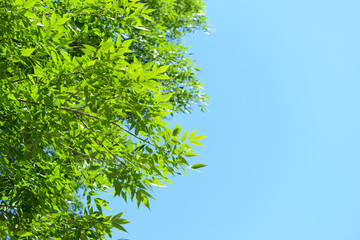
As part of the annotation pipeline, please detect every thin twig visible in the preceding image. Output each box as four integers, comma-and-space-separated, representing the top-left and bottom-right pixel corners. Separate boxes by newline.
38, 213, 56, 220
110, 120, 154, 146
10, 78, 27, 84
0, 204, 19, 209
64, 89, 83, 103
0, 209, 21, 218
0, 209, 33, 239
0, 180, 10, 185
0, 39, 22, 45
23, 138, 32, 160
67, 146, 109, 165
76, 95, 120, 110
16, 98, 153, 146
0, 114, 10, 121
10, 127, 35, 136
0, 72, 12, 80
77, 116, 125, 165
7, 154, 12, 166
37, 4, 66, 16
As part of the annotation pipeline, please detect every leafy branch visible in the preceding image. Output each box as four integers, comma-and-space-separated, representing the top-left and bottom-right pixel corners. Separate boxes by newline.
16, 98, 153, 146
77, 115, 126, 166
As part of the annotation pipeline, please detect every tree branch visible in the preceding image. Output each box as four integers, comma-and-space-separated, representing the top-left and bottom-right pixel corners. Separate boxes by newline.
64, 89, 83, 103
0, 180, 10, 185
11, 127, 35, 136
77, 116, 125, 166
67, 146, 111, 165
16, 98, 153, 146
23, 138, 32, 160
0, 39, 22, 45
0, 204, 19, 209
109, 120, 154, 147
76, 95, 120, 110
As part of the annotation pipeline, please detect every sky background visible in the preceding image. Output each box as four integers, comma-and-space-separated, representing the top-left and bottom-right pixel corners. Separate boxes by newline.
108, 0, 360, 239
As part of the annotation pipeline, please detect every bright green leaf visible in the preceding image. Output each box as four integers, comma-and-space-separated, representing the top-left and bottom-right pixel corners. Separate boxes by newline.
188, 129, 197, 140
21, 48, 36, 56
189, 164, 207, 170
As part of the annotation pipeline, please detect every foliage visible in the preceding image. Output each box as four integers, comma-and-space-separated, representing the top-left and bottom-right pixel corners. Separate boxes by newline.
0, 0, 209, 238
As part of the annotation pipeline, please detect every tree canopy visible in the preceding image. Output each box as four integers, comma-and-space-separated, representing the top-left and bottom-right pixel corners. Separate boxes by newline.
0, 0, 209, 238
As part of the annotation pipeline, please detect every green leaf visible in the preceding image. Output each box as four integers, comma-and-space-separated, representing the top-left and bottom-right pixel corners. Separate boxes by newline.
192, 135, 207, 141
158, 65, 169, 73
8, 94, 18, 101
113, 222, 128, 232
142, 14, 153, 22
116, 36, 122, 48
23, 0, 37, 8
114, 218, 130, 225
24, 11, 36, 18
57, 18, 70, 25
121, 39, 133, 49
112, 211, 125, 221
189, 140, 205, 147
162, 92, 173, 102
17, 231, 32, 237
50, 51, 58, 64
181, 130, 188, 142
172, 124, 181, 136
184, 152, 199, 157
155, 90, 162, 102
21, 48, 36, 56
15, 0, 23, 6
83, 44, 97, 52
189, 164, 207, 170
188, 129, 197, 140
51, 12, 56, 25
132, 25, 150, 31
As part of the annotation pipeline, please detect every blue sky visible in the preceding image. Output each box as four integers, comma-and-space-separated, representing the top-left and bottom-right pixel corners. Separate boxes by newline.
108, 0, 360, 239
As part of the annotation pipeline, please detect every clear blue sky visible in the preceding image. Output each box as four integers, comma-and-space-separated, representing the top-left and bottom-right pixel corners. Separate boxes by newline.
108, 0, 360, 239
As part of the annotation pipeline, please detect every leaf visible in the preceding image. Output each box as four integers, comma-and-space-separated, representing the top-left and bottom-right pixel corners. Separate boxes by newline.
17, 231, 32, 237
21, 48, 36, 56
189, 140, 205, 147
189, 164, 207, 170
142, 14, 153, 22
192, 135, 207, 141
181, 130, 188, 142
158, 65, 169, 73
116, 36, 122, 48
113, 222, 128, 232
132, 25, 150, 31
114, 218, 130, 225
121, 39, 133, 49
83, 44, 97, 52
24, 11, 36, 18
188, 129, 197, 140
172, 124, 181, 136
162, 92, 173, 102
57, 18, 70, 25
155, 74, 170, 80
50, 51, 58, 64
15, 0, 23, 6
155, 90, 162, 102
184, 152, 199, 157
23, 0, 37, 8
112, 211, 125, 221
50, 12, 56, 25
8, 94, 18, 101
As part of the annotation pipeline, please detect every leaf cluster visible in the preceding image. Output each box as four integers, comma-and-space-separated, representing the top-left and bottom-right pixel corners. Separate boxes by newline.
0, 0, 208, 238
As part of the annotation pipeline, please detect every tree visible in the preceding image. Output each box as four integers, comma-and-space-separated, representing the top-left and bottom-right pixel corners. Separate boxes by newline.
0, 0, 209, 238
